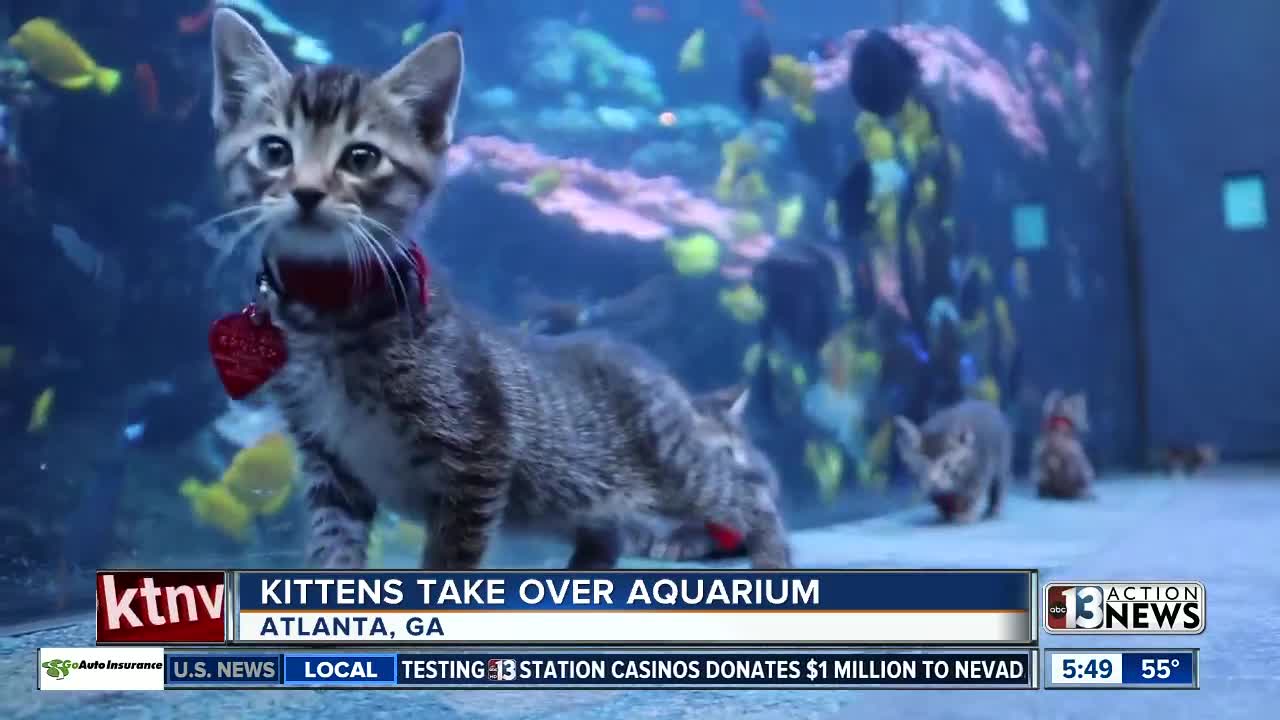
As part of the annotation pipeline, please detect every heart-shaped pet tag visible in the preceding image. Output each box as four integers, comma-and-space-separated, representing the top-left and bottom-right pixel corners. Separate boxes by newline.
209, 305, 288, 400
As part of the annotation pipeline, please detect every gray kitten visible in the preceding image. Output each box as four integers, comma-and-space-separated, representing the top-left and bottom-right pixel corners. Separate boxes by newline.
1032, 391, 1095, 499
208, 10, 790, 570
894, 400, 1012, 523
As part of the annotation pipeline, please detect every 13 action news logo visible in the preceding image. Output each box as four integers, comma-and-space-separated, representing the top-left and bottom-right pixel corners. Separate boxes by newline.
487, 659, 517, 681
1044, 582, 1204, 634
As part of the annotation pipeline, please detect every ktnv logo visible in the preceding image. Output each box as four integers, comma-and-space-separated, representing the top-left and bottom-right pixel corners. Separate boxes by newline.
96, 571, 227, 644
1044, 582, 1205, 634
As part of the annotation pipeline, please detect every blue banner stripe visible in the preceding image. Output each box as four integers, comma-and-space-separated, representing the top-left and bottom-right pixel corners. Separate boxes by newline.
162, 650, 1034, 689
1121, 651, 1196, 685
165, 654, 283, 685
234, 571, 1031, 612
283, 654, 398, 684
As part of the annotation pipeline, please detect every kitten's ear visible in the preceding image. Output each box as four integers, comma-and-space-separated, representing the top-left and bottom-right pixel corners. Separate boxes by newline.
694, 384, 748, 421
1068, 393, 1089, 429
378, 31, 464, 148
211, 9, 289, 130
1042, 390, 1062, 416
894, 417, 920, 453
727, 388, 751, 422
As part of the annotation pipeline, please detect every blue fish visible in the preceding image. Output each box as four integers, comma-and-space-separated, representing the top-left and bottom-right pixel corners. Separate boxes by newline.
898, 331, 930, 364
959, 353, 979, 388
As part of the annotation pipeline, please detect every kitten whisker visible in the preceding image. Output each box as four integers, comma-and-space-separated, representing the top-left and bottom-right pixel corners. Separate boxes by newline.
194, 204, 267, 246
212, 214, 271, 271
348, 222, 411, 322
341, 230, 361, 300
357, 216, 415, 265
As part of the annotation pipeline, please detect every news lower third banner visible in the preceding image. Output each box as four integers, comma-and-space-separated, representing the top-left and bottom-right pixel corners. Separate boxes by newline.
230, 570, 1036, 645
160, 648, 1038, 690
93, 569, 1035, 645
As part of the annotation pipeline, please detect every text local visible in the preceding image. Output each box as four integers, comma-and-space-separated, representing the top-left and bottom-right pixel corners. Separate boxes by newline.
257, 576, 821, 607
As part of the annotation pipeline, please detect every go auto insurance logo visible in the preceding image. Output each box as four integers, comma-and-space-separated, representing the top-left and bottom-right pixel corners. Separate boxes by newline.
37, 648, 166, 691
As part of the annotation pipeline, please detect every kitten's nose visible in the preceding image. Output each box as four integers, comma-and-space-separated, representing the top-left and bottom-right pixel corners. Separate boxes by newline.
292, 188, 326, 213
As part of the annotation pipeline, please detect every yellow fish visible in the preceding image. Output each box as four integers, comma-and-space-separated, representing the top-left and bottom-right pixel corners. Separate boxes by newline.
719, 284, 766, 324
220, 433, 297, 516
27, 387, 54, 433
915, 177, 938, 208
664, 232, 720, 277
180, 479, 254, 543
804, 440, 844, 505
8, 18, 121, 94
775, 195, 804, 239
678, 29, 705, 72
766, 55, 816, 121
0, 345, 14, 371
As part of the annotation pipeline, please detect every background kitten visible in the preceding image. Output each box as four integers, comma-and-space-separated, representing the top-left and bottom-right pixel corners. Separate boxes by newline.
895, 399, 1012, 523
1032, 390, 1096, 499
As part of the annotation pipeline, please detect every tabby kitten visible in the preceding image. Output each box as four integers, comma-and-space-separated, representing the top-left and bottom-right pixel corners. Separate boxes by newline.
209, 10, 791, 570
622, 387, 782, 562
895, 400, 1012, 523
1032, 390, 1095, 499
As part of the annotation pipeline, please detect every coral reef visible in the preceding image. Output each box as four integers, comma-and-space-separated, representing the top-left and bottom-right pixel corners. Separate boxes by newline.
448, 135, 775, 280
522, 20, 663, 108
812, 25, 1048, 156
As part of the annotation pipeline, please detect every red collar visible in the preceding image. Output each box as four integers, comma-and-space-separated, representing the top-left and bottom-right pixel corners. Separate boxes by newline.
267, 244, 430, 313
210, 245, 431, 400
1044, 415, 1075, 433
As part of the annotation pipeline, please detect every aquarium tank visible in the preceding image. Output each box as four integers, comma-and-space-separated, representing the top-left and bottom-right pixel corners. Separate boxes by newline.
1, 0, 1274, 717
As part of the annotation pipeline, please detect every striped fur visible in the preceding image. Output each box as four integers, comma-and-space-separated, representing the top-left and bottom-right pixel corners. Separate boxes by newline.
210, 9, 790, 570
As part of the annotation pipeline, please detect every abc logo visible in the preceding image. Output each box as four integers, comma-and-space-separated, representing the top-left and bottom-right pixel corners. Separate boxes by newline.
1045, 585, 1104, 630
486, 658, 516, 681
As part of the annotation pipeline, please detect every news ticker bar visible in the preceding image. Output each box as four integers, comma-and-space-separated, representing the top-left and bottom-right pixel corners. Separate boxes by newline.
97, 569, 1038, 646
167, 648, 1039, 690
1045, 649, 1198, 690
37, 647, 1201, 691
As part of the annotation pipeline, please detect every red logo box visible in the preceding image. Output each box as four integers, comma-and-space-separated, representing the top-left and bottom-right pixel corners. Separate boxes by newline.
1045, 585, 1069, 629
96, 570, 226, 644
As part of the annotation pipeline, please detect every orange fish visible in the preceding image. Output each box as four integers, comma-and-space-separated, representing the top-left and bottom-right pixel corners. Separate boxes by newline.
178, 2, 214, 34
174, 92, 201, 121
742, 0, 771, 20
632, 2, 667, 23
134, 63, 159, 115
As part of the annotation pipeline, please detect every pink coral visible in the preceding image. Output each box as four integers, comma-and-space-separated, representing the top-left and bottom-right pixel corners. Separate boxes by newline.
448, 135, 774, 279
812, 25, 1048, 156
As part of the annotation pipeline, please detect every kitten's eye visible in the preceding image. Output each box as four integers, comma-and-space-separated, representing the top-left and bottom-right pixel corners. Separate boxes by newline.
258, 136, 292, 169
340, 143, 382, 176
